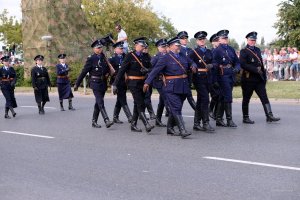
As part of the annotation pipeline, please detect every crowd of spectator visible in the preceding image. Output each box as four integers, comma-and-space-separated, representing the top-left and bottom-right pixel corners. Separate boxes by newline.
262, 47, 300, 81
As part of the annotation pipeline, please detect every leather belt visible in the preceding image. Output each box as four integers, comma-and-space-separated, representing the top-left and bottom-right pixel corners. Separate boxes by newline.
127, 76, 146, 80
220, 64, 232, 68
91, 76, 104, 79
57, 75, 68, 79
1, 78, 13, 81
164, 74, 188, 80
197, 68, 208, 72
37, 77, 46, 79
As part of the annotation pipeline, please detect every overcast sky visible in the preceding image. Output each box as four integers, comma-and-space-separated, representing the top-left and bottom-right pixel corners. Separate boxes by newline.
1, 0, 282, 46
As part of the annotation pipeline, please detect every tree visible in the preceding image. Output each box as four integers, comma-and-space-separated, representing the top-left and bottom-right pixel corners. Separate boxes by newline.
240, 41, 246, 50
229, 38, 239, 51
274, 0, 300, 48
81, 0, 177, 46
0, 9, 22, 46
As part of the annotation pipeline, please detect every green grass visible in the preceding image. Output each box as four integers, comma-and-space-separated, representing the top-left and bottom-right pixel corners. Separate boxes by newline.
233, 81, 300, 99
13, 81, 300, 99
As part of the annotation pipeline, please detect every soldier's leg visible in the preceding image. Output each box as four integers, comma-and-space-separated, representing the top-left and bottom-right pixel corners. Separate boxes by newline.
93, 89, 113, 128
92, 103, 101, 128
130, 103, 142, 132
186, 91, 196, 110
222, 77, 237, 127
241, 82, 255, 124
59, 99, 65, 111
193, 89, 204, 131
155, 89, 166, 127
145, 87, 156, 120
113, 97, 123, 124
201, 84, 214, 132
4, 107, 10, 119
68, 97, 75, 111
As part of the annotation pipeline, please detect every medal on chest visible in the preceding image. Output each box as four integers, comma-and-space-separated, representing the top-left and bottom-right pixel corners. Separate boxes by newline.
199, 60, 202, 63
222, 57, 226, 61
251, 58, 255, 62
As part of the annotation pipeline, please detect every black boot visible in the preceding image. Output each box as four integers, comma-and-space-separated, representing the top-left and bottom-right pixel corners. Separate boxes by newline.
187, 95, 196, 110
113, 106, 123, 124
167, 115, 177, 135
122, 105, 133, 123
131, 107, 142, 132
100, 107, 114, 128
155, 103, 166, 127
9, 106, 16, 117
4, 107, 11, 119
242, 104, 254, 124
41, 102, 46, 114
216, 102, 226, 127
224, 103, 237, 127
68, 99, 75, 110
165, 108, 169, 117
174, 115, 192, 138
60, 100, 65, 111
92, 106, 101, 128
193, 110, 205, 131
202, 110, 215, 132
209, 99, 217, 120
146, 103, 156, 120
139, 112, 155, 133
263, 104, 280, 122
37, 103, 43, 115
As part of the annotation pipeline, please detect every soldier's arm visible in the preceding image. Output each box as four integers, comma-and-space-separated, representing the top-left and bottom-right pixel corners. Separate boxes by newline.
31, 68, 37, 88
239, 50, 260, 74
231, 47, 241, 71
75, 57, 93, 87
145, 55, 167, 85
113, 54, 130, 86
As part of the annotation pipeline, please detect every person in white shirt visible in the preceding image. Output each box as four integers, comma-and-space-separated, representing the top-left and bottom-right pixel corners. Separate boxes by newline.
289, 48, 298, 80
115, 24, 128, 53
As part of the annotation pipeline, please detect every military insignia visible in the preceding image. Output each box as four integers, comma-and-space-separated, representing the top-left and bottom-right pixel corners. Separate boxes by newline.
251, 58, 254, 62
222, 57, 226, 61
119, 64, 121, 68
199, 60, 202, 63
96, 68, 98, 71
37, 73, 40, 76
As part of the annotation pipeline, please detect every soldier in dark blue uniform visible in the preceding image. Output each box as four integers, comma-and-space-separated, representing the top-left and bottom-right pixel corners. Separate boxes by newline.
74, 39, 114, 128
208, 33, 221, 120
109, 41, 132, 124
151, 38, 169, 127
144, 37, 197, 138
240, 31, 280, 123
31, 55, 51, 115
112, 37, 154, 133
56, 54, 75, 111
213, 30, 240, 127
177, 31, 197, 111
0, 56, 17, 118
189, 31, 214, 132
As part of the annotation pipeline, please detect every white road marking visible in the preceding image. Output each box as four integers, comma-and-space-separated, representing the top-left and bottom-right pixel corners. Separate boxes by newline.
203, 156, 300, 171
1, 131, 54, 139
20, 106, 56, 109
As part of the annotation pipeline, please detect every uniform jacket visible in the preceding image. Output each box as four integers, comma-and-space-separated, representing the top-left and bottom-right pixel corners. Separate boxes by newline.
239, 45, 266, 82
113, 50, 152, 89
109, 53, 126, 86
151, 52, 165, 89
145, 51, 195, 94
56, 63, 70, 84
31, 66, 51, 89
0, 66, 16, 90
75, 53, 110, 91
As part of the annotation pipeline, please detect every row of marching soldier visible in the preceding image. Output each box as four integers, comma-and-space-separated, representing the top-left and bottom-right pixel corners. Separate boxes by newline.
0, 29, 280, 139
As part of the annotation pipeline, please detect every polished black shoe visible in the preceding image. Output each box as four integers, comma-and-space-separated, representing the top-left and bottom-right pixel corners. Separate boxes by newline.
227, 120, 237, 127
266, 115, 280, 122
193, 124, 205, 131
4, 114, 11, 119
60, 107, 65, 111
216, 119, 226, 127
105, 120, 114, 128
113, 117, 123, 124
243, 117, 255, 124
203, 123, 215, 132
131, 124, 142, 132
181, 131, 192, 139
92, 120, 101, 128
155, 119, 166, 127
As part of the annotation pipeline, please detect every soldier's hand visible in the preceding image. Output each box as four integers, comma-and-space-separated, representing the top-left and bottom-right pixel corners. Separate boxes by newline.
74, 85, 78, 91
191, 66, 197, 73
257, 67, 263, 75
143, 84, 149, 93
206, 64, 213, 70
112, 85, 118, 95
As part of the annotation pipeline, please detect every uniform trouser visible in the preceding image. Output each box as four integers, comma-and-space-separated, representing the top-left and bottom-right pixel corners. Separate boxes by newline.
195, 82, 210, 119
114, 86, 128, 109
218, 74, 234, 103
144, 86, 153, 106
241, 80, 270, 116
1, 88, 17, 108
164, 92, 187, 116
129, 86, 146, 115
92, 89, 107, 121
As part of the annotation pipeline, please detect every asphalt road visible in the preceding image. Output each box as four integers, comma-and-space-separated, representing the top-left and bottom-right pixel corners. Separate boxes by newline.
0, 93, 299, 200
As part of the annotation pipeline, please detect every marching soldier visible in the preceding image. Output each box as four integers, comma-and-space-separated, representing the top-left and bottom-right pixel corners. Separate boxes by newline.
0, 56, 17, 118
177, 31, 197, 111
213, 30, 240, 127
113, 37, 154, 133
209, 33, 221, 120
109, 41, 132, 124
31, 55, 51, 114
189, 31, 214, 132
239, 31, 280, 123
144, 37, 197, 139
56, 54, 75, 111
112, 37, 154, 133
74, 39, 114, 128
151, 38, 169, 127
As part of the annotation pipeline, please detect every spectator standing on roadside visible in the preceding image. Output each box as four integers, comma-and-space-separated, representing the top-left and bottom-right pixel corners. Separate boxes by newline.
115, 24, 129, 53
